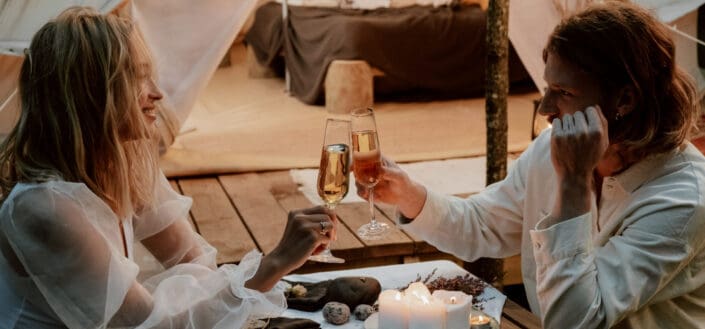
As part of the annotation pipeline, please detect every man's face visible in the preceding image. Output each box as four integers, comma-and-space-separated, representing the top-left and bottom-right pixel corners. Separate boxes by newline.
538, 52, 606, 124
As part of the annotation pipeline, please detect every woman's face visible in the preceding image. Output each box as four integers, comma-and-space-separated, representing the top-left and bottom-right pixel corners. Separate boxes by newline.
537, 52, 606, 123
137, 62, 163, 125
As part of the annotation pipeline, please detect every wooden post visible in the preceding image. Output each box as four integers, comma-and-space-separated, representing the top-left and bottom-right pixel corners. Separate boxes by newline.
324, 60, 374, 114
465, 0, 510, 289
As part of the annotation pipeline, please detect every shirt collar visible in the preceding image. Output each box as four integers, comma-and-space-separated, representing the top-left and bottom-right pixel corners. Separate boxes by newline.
609, 147, 680, 194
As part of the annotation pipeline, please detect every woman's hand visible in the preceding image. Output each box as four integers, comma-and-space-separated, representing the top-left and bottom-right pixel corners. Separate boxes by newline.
355, 156, 427, 219
246, 206, 334, 291
273, 206, 335, 270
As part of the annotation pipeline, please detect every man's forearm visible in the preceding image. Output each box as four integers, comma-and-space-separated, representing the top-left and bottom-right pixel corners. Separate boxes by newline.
547, 176, 592, 227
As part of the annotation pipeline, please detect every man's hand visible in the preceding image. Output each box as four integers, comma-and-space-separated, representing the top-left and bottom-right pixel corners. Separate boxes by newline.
550, 106, 609, 180
548, 106, 608, 225
355, 156, 427, 219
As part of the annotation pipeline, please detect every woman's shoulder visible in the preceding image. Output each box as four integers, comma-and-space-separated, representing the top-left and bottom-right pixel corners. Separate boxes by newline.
1, 180, 94, 218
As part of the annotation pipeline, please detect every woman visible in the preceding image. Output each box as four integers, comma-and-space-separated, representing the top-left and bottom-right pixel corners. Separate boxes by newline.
366, 2, 705, 328
0, 7, 334, 328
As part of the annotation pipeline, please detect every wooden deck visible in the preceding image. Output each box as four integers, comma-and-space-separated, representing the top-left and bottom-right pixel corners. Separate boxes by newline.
170, 170, 457, 273
169, 170, 540, 328
169, 170, 523, 277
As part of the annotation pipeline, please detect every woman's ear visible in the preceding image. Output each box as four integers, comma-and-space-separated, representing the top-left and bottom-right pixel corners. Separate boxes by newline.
616, 85, 636, 117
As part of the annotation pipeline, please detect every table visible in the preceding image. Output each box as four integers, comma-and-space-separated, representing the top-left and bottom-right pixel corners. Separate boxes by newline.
281, 260, 541, 329
168, 171, 523, 285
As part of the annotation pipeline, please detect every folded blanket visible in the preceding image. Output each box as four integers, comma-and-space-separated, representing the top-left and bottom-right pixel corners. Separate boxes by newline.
264, 317, 321, 329
274, 0, 482, 9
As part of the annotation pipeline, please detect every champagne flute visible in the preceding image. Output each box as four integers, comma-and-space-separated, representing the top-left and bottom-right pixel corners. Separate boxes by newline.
351, 107, 390, 240
309, 118, 350, 263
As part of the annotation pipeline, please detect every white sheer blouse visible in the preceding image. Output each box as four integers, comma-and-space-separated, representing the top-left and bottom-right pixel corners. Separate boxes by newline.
0, 172, 285, 329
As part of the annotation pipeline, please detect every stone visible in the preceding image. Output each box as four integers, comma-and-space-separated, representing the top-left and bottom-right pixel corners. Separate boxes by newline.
326, 276, 382, 310
353, 304, 375, 321
322, 302, 350, 325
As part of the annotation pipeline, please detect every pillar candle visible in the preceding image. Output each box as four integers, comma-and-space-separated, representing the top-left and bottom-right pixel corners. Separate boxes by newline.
432, 290, 472, 329
405, 282, 432, 300
379, 290, 408, 329
405, 283, 444, 329
407, 294, 446, 329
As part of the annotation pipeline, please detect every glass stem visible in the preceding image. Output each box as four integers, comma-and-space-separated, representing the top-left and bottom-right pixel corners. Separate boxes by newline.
368, 186, 377, 228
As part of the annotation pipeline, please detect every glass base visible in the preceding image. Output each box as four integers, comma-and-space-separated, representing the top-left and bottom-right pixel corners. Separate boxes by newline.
357, 222, 390, 241
308, 249, 345, 263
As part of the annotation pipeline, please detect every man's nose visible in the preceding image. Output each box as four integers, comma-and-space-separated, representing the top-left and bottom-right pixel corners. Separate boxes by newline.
537, 91, 557, 116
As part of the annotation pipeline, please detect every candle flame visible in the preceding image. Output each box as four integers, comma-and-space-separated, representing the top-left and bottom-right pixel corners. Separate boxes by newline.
470, 315, 491, 325
394, 292, 402, 301
450, 296, 457, 304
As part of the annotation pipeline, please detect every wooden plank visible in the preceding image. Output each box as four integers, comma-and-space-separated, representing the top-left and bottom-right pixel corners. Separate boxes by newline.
168, 179, 197, 232
503, 254, 523, 286
179, 177, 257, 265
261, 170, 413, 259
334, 202, 414, 258
376, 203, 439, 254
502, 299, 542, 329
261, 171, 366, 261
219, 173, 290, 254
500, 316, 524, 329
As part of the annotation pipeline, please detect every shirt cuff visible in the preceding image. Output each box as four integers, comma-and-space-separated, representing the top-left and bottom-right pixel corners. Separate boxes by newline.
397, 189, 439, 227
222, 250, 286, 318
530, 212, 593, 266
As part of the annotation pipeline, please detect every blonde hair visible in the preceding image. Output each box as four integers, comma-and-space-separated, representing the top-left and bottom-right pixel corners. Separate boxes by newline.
0, 7, 159, 218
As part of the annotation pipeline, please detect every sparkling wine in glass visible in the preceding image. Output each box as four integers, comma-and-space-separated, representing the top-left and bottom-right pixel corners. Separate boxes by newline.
351, 107, 390, 240
308, 118, 350, 263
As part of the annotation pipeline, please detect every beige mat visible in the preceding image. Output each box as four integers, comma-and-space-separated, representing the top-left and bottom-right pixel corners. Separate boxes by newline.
290, 156, 517, 206
160, 43, 541, 177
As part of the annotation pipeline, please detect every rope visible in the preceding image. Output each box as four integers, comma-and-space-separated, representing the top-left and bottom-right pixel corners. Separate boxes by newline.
667, 24, 705, 47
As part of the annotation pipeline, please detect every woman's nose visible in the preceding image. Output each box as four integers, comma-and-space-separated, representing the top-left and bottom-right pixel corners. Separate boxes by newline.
149, 78, 164, 101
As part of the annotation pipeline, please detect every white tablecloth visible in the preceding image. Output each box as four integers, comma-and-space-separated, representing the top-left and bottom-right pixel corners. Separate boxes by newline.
282, 260, 506, 328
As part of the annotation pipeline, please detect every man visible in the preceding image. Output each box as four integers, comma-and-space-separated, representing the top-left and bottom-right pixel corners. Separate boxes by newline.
364, 2, 705, 327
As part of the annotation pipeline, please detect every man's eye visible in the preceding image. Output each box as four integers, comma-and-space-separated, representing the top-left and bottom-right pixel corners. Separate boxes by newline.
560, 90, 572, 96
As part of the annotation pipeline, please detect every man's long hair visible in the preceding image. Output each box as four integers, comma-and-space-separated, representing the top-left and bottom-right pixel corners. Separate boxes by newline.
544, 1, 699, 162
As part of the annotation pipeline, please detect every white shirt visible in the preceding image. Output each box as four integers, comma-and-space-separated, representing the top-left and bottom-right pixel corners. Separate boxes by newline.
0, 172, 284, 329
401, 130, 705, 328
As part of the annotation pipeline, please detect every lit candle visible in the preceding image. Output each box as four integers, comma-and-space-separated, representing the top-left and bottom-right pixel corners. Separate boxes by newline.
469, 313, 492, 329
407, 294, 446, 329
432, 290, 472, 329
379, 290, 408, 329
405, 283, 445, 329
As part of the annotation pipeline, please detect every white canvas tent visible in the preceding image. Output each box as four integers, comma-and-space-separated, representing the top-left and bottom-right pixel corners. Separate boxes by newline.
0, 0, 703, 146
509, 0, 705, 99
0, 0, 259, 147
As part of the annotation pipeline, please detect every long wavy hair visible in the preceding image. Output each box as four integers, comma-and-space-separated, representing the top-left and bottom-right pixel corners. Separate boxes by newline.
544, 1, 699, 162
0, 7, 159, 218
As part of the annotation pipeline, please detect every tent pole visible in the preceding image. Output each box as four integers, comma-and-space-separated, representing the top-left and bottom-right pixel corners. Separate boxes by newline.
465, 0, 510, 290
283, 0, 291, 94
